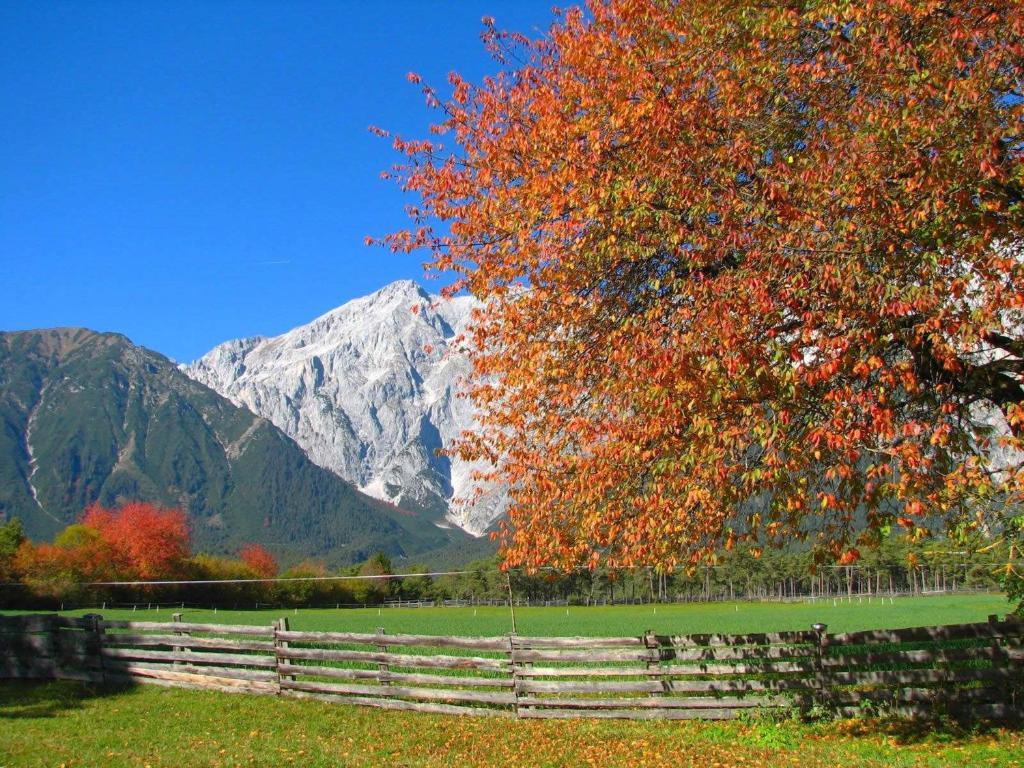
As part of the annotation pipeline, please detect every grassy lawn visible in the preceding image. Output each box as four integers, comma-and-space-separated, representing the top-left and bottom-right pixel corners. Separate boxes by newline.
12, 592, 1015, 636
2, 594, 1021, 766
0, 680, 1021, 768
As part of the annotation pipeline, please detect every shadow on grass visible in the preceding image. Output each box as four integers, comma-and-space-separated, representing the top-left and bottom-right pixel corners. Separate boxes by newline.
830, 713, 1022, 745
0, 679, 137, 720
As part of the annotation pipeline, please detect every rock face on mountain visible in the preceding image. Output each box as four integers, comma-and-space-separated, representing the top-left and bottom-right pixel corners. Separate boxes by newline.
0, 327, 465, 564
185, 280, 505, 536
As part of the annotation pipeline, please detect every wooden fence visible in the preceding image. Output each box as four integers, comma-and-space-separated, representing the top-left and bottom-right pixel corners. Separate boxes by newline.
2, 613, 1021, 720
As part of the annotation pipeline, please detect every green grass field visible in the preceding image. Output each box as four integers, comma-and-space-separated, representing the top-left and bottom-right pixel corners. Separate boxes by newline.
1, 679, 1022, 768
2, 593, 1022, 767
21, 592, 1016, 636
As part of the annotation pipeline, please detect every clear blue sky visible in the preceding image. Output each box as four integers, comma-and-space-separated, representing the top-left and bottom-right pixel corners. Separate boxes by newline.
0, 1, 557, 362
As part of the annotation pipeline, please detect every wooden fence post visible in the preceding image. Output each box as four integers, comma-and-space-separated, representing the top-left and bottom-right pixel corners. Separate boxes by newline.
812, 623, 829, 714
988, 614, 1014, 718
171, 612, 188, 669
508, 633, 522, 719
84, 613, 106, 684
376, 627, 390, 689
274, 617, 291, 694
644, 629, 663, 696
1004, 614, 1022, 717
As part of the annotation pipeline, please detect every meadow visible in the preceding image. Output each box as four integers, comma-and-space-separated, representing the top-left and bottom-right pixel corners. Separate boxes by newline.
2, 678, 1023, 768
3, 593, 1022, 767
30, 591, 1017, 637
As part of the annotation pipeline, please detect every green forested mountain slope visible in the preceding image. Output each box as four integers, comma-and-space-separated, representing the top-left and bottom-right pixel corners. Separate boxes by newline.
0, 328, 469, 565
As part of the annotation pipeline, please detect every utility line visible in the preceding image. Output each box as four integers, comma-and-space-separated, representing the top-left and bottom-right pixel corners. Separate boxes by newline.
5, 559, 1000, 589
0, 568, 496, 588
0, 565, 604, 588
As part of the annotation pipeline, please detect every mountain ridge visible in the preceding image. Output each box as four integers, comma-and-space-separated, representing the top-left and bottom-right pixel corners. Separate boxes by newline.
0, 327, 469, 565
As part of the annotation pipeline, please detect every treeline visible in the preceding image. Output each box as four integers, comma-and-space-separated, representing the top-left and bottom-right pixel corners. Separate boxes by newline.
472, 535, 1013, 606
0, 503, 1015, 609
0, 504, 398, 609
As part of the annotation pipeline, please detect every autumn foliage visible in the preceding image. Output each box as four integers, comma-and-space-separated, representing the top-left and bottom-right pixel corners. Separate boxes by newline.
382, 1, 1024, 570
14, 503, 190, 593
81, 502, 190, 580
239, 543, 278, 579
2, 505, 413, 608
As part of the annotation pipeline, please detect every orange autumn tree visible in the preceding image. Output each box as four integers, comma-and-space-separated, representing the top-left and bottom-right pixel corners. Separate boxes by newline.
382, 0, 1024, 572
14, 525, 116, 598
13, 503, 189, 595
82, 502, 190, 580
239, 543, 278, 579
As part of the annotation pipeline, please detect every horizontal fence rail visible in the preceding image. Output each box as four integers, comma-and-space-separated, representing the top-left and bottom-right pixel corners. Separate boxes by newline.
1, 613, 1021, 720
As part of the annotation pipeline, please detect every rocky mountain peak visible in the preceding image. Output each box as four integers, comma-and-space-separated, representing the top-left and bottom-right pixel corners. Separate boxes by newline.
185, 281, 504, 536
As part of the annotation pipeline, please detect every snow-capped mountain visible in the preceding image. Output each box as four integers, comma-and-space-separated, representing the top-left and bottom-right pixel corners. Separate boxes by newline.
184, 280, 504, 536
